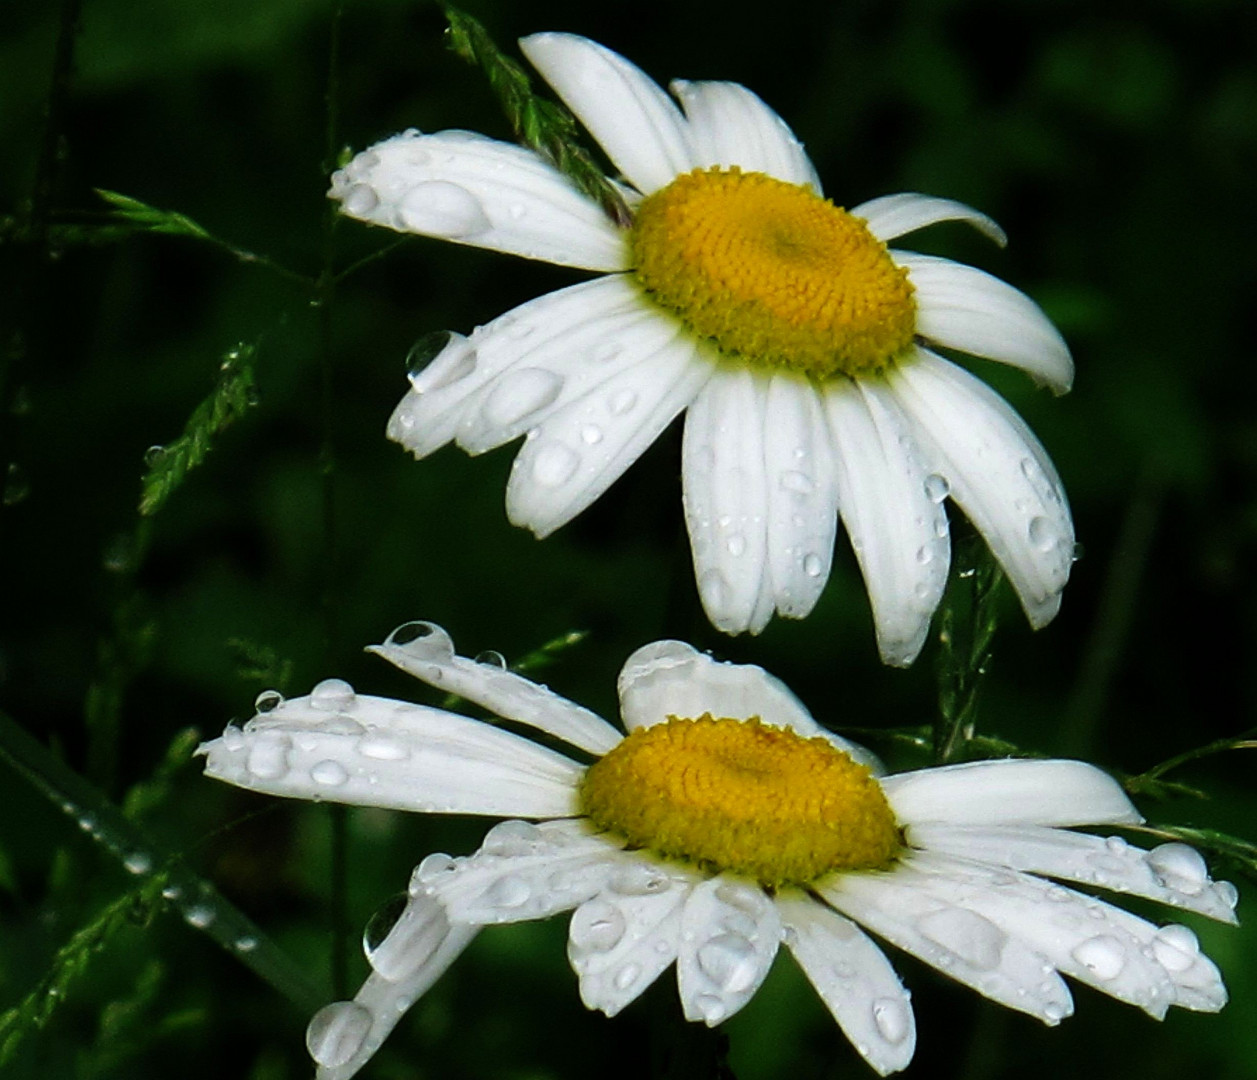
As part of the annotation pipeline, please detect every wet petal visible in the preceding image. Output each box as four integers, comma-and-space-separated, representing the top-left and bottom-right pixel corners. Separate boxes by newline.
822, 377, 950, 667
368, 621, 621, 755
329, 129, 626, 270
521, 33, 694, 195
897, 253, 1073, 393
884, 758, 1140, 828
776, 891, 916, 1076
670, 79, 821, 190
888, 349, 1074, 628
198, 688, 582, 817
852, 193, 1006, 247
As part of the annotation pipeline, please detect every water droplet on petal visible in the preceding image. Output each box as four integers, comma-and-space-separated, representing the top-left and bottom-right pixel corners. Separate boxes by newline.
143, 445, 167, 468
184, 905, 215, 929
246, 732, 292, 780
411, 853, 457, 894
917, 908, 1007, 970
384, 620, 455, 660
697, 932, 758, 992
569, 900, 626, 953
508, 202, 526, 220
486, 875, 531, 909
307, 1001, 373, 1069
614, 963, 642, 991
872, 997, 910, 1044
1028, 516, 1056, 552
1071, 935, 1127, 980
802, 553, 824, 578
311, 759, 349, 787
482, 368, 564, 428
342, 183, 378, 216
1043, 1001, 1067, 1022
1148, 843, 1208, 896
608, 389, 638, 416
310, 678, 356, 711
398, 181, 490, 238
1214, 880, 1239, 910
923, 473, 950, 503
363, 893, 409, 962
357, 732, 409, 761
254, 690, 284, 714
235, 936, 257, 953
482, 820, 544, 856
531, 443, 580, 487
580, 424, 603, 445
1151, 924, 1200, 973
779, 470, 814, 495
609, 863, 670, 897
473, 649, 508, 669
726, 533, 746, 557
915, 545, 933, 565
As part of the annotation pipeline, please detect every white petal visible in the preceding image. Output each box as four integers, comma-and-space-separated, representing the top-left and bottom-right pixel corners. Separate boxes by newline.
763, 374, 840, 619
822, 377, 950, 667
387, 276, 640, 460
896, 253, 1073, 392
311, 892, 478, 1080
431, 820, 624, 926
908, 824, 1240, 925
819, 871, 1075, 1025
568, 869, 694, 1016
682, 368, 775, 634
676, 878, 780, 1025
669, 79, 821, 190
505, 332, 710, 537
198, 690, 581, 817
520, 33, 694, 195
852, 193, 1007, 247
888, 350, 1074, 628
368, 621, 621, 755
884, 759, 1141, 828
776, 891, 916, 1076
329, 129, 627, 271
903, 852, 1191, 1018
455, 283, 684, 456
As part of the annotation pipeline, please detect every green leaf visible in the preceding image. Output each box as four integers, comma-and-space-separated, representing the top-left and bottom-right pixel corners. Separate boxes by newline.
139, 342, 260, 517
95, 188, 212, 240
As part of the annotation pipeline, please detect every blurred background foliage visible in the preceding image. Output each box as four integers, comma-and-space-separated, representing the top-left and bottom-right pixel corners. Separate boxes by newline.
2, 0, 1256, 1077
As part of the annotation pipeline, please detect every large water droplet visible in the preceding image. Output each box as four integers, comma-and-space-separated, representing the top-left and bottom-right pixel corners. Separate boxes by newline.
362, 893, 408, 961
1027, 516, 1056, 552
1147, 843, 1208, 896
917, 908, 1007, 970
482, 820, 544, 856
580, 424, 603, 445
398, 181, 490, 238
1151, 924, 1199, 973
698, 568, 732, 611
411, 853, 457, 894
357, 732, 409, 761
608, 388, 638, 416
1215, 880, 1240, 910
246, 732, 292, 780
803, 553, 824, 578
384, 620, 455, 660
254, 690, 284, 714
872, 997, 910, 1044
482, 368, 564, 428
531, 442, 580, 487
311, 759, 350, 787
614, 963, 642, 991
1071, 935, 1127, 980
610, 862, 670, 897
1043, 1001, 1067, 1022
341, 183, 379, 217
143, 445, 167, 469
310, 678, 356, 712
307, 1001, 373, 1069
474, 649, 508, 669
696, 932, 758, 992
570, 900, 626, 953
486, 875, 532, 909
923, 473, 950, 503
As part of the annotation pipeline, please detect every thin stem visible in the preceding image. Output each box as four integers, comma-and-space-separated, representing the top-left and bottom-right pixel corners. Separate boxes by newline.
1125, 731, 1257, 796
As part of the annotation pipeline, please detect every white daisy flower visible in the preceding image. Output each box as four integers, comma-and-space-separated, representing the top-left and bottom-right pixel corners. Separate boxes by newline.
329, 33, 1077, 666
199, 623, 1236, 1080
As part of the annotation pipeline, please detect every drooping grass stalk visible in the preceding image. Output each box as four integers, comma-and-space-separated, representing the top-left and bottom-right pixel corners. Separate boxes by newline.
0, 708, 325, 1016
934, 533, 1004, 764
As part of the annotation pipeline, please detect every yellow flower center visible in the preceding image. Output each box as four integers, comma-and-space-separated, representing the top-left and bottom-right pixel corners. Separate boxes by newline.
580, 715, 901, 887
630, 167, 916, 379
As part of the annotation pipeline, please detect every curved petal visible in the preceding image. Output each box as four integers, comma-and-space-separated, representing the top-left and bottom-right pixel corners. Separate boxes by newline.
430, 820, 625, 926
368, 621, 621, 755
852, 193, 1007, 248
822, 377, 951, 667
455, 284, 682, 455
505, 333, 711, 537
676, 878, 780, 1025
907, 824, 1239, 925
388, 276, 641, 459
887, 350, 1074, 628
883, 759, 1141, 828
520, 33, 694, 195
198, 688, 582, 818
669, 79, 821, 190
329, 129, 626, 271
896, 253, 1073, 393
819, 871, 1075, 1025
568, 868, 695, 1016
682, 368, 775, 634
311, 892, 478, 1080
775, 891, 916, 1076
763, 374, 840, 620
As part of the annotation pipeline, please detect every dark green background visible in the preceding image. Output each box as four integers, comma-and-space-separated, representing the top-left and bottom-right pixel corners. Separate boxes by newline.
2, 0, 1256, 1077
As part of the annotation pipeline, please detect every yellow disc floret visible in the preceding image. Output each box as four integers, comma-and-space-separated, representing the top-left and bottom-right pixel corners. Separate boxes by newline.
580, 715, 901, 887
630, 167, 916, 379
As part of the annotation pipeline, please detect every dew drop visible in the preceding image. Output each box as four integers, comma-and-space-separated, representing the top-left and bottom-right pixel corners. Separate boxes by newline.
698, 568, 731, 611
486, 875, 531, 909
161, 884, 183, 901
915, 545, 933, 565
311, 759, 350, 787
1151, 925, 1199, 973
341, 183, 378, 217
474, 649, 508, 669
802, 553, 824, 578
917, 908, 1007, 970
384, 620, 455, 660
482, 820, 544, 856
726, 533, 747, 557
362, 893, 408, 961
580, 424, 603, 445
398, 181, 490, 238
184, 905, 215, 929
1215, 880, 1239, 910
608, 389, 638, 416
609, 863, 670, 896
253, 689, 284, 714
1071, 935, 1127, 980
411, 853, 457, 894
531, 442, 580, 487
697, 933, 758, 992
1027, 516, 1056, 552
1147, 843, 1208, 895
405, 330, 454, 381
570, 900, 626, 953
871, 997, 910, 1044
123, 851, 153, 875
779, 470, 814, 495
482, 368, 563, 428
246, 732, 292, 780
357, 732, 409, 761
310, 678, 356, 712
614, 963, 642, 991
1043, 1001, 1067, 1022
923, 473, 950, 503
508, 202, 526, 220
307, 1001, 373, 1069
235, 936, 258, 953
143, 445, 167, 468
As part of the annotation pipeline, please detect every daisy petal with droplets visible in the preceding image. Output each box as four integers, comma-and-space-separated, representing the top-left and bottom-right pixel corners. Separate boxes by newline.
198, 624, 1236, 1080
329, 32, 1078, 666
